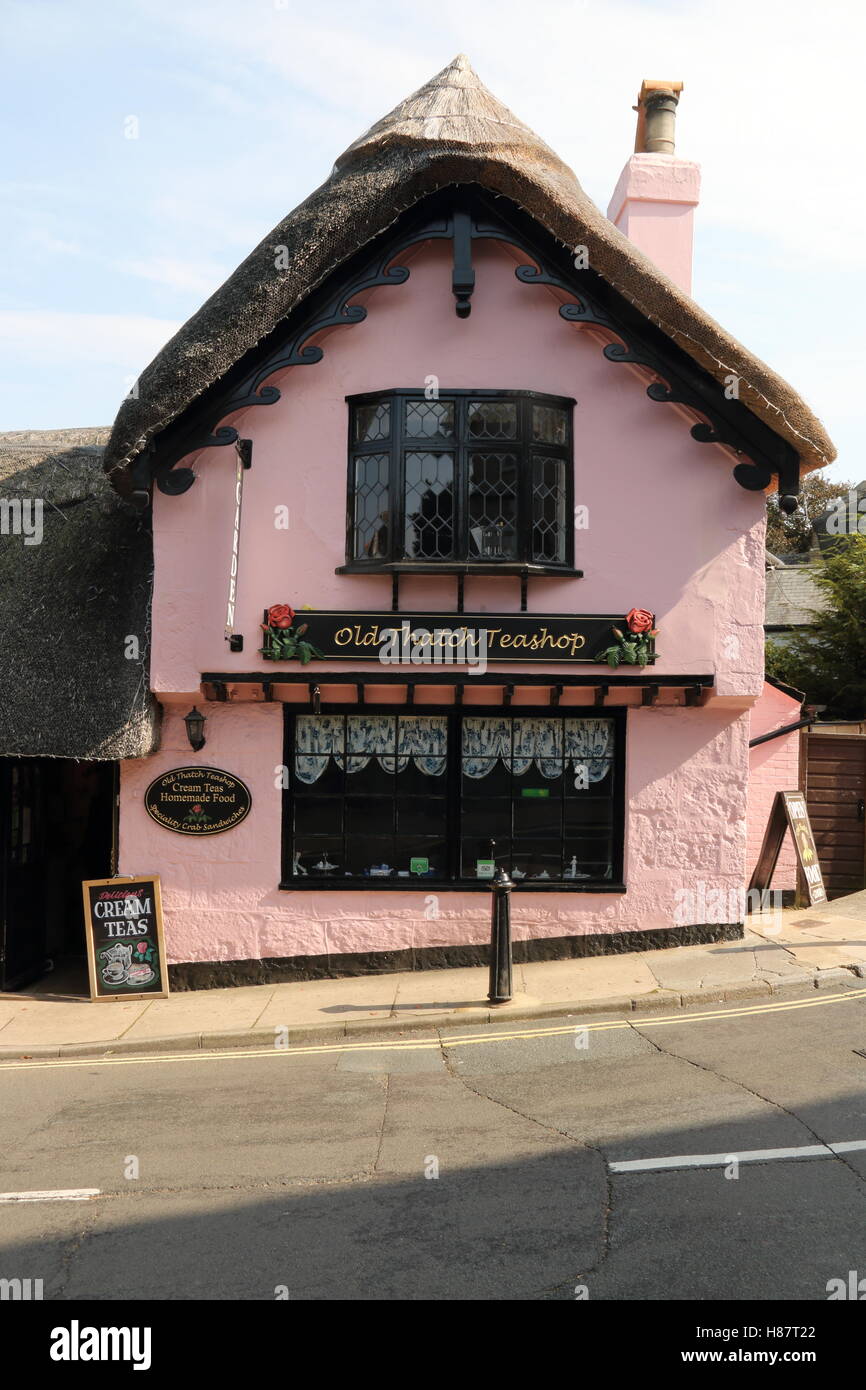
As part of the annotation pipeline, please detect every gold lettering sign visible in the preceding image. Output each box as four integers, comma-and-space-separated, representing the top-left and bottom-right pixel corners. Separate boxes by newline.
144, 767, 252, 836
258, 612, 638, 665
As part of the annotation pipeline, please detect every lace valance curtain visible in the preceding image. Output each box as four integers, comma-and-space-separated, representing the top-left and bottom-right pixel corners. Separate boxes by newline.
295, 715, 447, 784
295, 715, 612, 785
462, 717, 613, 782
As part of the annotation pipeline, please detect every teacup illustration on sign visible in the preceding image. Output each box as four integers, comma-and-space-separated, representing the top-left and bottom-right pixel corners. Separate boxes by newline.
100, 942, 134, 985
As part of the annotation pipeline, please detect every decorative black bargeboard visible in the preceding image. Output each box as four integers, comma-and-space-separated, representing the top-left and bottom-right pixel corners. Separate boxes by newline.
260, 612, 638, 664
144, 767, 252, 835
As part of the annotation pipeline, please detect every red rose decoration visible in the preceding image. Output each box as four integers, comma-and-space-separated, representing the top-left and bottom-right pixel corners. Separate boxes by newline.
137, 943, 148, 954
625, 608, 654, 634
267, 603, 295, 630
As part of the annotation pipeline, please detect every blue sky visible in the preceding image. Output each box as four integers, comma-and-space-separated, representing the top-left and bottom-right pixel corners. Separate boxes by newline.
2, 0, 861, 481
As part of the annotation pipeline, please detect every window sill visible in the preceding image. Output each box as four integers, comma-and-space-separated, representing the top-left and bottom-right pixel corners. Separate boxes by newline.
335, 562, 584, 578
278, 880, 626, 893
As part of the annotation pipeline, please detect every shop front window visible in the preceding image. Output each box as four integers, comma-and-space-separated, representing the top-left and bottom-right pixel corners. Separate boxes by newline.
283, 711, 622, 886
345, 390, 575, 570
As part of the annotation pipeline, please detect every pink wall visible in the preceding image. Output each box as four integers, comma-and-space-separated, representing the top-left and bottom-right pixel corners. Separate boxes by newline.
747, 681, 803, 893
121, 237, 767, 966
122, 701, 752, 965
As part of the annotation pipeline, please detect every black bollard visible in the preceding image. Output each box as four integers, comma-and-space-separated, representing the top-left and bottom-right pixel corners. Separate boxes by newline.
488, 862, 514, 1004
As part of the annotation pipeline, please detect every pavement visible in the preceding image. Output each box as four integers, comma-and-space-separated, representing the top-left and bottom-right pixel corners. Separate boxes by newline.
3, 891, 866, 1060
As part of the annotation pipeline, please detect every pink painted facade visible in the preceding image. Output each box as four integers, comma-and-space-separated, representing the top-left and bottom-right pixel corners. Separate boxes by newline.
746, 681, 804, 893
119, 229, 771, 970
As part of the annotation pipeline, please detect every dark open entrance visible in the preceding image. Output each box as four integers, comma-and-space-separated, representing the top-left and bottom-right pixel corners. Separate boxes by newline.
0, 758, 117, 992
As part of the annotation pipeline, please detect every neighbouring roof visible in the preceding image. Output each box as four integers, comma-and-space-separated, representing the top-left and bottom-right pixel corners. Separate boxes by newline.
765, 560, 827, 630
765, 673, 805, 705
0, 429, 160, 759
103, 55, 835, 495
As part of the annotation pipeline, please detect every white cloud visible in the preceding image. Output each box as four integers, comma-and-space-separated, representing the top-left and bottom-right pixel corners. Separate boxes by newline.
0, 311, 181, 368
114, 256, 229, 297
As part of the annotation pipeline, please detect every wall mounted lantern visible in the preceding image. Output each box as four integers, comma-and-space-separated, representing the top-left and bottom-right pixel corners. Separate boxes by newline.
183, 706, 207, 752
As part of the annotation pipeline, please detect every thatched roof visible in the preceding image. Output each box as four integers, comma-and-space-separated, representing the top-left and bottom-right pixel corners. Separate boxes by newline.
103, 55, 834, 493
0, 429, 160, 759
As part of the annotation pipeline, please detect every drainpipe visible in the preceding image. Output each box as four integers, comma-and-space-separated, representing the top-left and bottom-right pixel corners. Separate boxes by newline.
748, 715, 815, 749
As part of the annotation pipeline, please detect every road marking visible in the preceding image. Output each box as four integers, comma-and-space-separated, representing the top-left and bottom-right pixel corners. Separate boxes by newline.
0, 1189, 101, 1203
611, 1139, 866, 1174
0, 986, 863, 1073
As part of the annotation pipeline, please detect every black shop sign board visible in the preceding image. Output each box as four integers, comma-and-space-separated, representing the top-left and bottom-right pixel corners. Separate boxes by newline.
262, 611, 633, 664
748, 790, 827, 906
144, 766, 252, 836
81, 876, 169, 1001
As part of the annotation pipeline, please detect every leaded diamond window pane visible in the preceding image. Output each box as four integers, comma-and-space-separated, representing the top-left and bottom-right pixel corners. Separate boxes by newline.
353, 453, 389, 559
532, 455, 566, 563
405, 400, 454, 439
354, 402, 390, 442
532, 404, 568, 445
467, 400, 517, 439
468, 452, 519, 559
404, 452, 454, 559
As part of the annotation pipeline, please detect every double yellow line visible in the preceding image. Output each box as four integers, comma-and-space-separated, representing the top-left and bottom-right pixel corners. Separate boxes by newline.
1, 986, 864, 1072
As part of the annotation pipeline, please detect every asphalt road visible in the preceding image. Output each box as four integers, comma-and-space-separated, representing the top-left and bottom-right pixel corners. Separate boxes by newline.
3, 982, 866, 1301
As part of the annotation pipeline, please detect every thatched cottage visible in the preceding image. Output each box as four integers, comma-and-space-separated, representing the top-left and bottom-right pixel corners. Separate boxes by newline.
1, 59, 834, 990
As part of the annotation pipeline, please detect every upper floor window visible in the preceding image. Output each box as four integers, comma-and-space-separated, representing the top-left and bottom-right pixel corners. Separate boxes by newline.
345, 389, 575, 570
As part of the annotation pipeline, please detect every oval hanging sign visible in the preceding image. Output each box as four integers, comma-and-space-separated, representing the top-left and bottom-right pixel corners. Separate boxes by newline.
144, 766, 252, 836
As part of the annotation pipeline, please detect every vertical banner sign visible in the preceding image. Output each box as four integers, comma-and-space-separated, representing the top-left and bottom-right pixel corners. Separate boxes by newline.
225, 442, 247, 641
748, 790, 827, 906
81, 876, 169, 1001
784, 790, 828, 906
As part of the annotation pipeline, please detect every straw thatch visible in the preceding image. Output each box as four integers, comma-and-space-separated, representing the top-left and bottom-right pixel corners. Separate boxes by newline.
0, 429, 160, 759
103, 54, 834, 492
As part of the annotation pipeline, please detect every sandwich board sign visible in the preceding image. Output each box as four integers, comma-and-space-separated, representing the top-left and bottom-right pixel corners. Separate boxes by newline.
81, 876, 169, 1001
748, 791, 827, 907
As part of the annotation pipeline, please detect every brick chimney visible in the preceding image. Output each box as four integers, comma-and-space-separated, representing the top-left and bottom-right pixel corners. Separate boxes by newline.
607, 81, 700, 294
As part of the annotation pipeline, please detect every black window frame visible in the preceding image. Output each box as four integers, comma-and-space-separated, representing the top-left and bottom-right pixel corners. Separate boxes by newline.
280, 704, 626, 892
343, 389, 576, 573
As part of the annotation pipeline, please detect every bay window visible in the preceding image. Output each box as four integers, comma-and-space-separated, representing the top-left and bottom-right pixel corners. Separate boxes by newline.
343, 389, 575, 571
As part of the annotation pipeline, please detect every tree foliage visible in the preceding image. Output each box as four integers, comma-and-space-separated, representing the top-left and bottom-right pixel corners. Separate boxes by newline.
766, 534, 866, 718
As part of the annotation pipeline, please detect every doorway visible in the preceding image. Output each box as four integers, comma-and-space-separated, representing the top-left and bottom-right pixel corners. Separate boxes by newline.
0, 758, 117, 991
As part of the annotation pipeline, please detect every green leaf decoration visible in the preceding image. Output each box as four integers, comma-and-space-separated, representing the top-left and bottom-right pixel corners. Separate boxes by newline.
596, 622, 659, 671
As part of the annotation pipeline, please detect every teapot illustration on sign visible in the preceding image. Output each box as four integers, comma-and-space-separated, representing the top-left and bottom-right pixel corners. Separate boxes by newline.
101, 942, 133, 985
